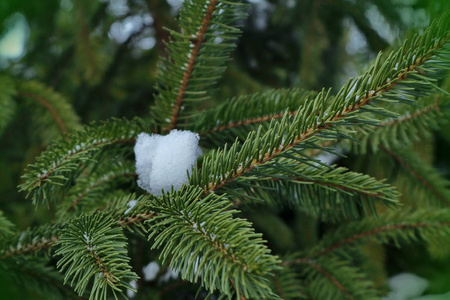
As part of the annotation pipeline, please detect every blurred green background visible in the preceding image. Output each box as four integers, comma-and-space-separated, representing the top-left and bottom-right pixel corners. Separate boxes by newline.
1, 0, 450, 298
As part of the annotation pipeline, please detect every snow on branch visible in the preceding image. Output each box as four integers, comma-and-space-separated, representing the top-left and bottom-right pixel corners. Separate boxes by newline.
134, 130, 202, 196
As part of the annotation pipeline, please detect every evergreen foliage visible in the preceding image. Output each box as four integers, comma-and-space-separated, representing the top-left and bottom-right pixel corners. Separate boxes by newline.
1, 0, 450, 299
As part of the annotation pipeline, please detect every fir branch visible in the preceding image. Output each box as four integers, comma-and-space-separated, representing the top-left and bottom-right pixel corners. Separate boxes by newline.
151, 0, 247, 130
19, 118, 144, 206
284, 209, 450, 265
0, 211, 15, 239
169, 0, 218, 130
0, 257, 81, 300
191, 13, 450, 198
59, 161, 137, 216
55, 213, 138, 300
348, 95, 444, 154
0, 221, 63, 260
303, 260, 352, 300
19, 91, 69, 135
298, 255, 379, 300
0, 75, 17, 136
270, 267, 307, 300
378, 145, 450, 205
223, 164, 398, 221
18, 81, 82, 144
194, 89, 316, 139
145, 186, 280, 299
0, 236, 59, 260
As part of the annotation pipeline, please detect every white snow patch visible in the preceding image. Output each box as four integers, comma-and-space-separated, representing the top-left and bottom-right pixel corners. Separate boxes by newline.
142, 261, 160, 281
124, 199, 137, 214
383, 273, 429, 300
126, 280, 138, 298
134, 130, 202, 196
159, 267, 178, 283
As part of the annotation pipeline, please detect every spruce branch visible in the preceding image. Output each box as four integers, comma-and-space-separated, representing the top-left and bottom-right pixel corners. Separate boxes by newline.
297, 255, 379, 300
348, 95, 444, 154
0, 211, 15, 239
270, 267, 307, 300
145, 186, 280, 299
55, 213, 138, 300
151, 0, 247, 130
0, 257, 81, 300
378, 146, 450, 206
59, 161, 137, 217
18, 81, 82, 144
19, 91, 68, 135
191, 12, 450, 200
168, 0, 218, 130
194, 89, 316, 142
222, 164, 398, 221
284, 209, 450, 265
1, 237, 58, 259
19, 118, 145, 206
0, 75, 17, 136
303, 260, 352, 300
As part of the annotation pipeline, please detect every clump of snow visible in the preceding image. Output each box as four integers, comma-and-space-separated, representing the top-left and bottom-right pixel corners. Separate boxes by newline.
126, 280, 137, 298
142, 261, 160, 281
383, 273, 429, 300
134, 130, 202, 196
159, 267, 178, 283
124, 199, 137, 215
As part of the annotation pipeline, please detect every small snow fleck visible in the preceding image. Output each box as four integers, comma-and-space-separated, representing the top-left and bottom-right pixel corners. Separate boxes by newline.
127, 280, 138, 298
134, 130, 202, 196
383, 273, 428, 300
143, 261, 160, 281
394, 62, 399, 71
159, 267, 178, 283
124, 199, 138, 214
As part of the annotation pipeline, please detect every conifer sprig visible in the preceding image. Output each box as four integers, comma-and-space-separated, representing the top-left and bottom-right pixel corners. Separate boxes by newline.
0, 257, 79, 300
285, 209, 450, 265
151, 0, 247, 130
18, 81, 82, 144
378, 147, 450, 206
194, 89, 317, 145
0, 75, 17, 136
145, 186, 280, 299
0, 223, 61, 260
19, 118, 144, 206
224, 165, 398, 220
58, 160, 136, 218
349, 95, 444, 153
191, 12, 450, 200
298, 255, 379, 300
55, 213, 138, 300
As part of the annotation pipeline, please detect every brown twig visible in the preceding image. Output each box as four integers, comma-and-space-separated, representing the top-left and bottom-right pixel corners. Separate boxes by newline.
0, 236, 59, 259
